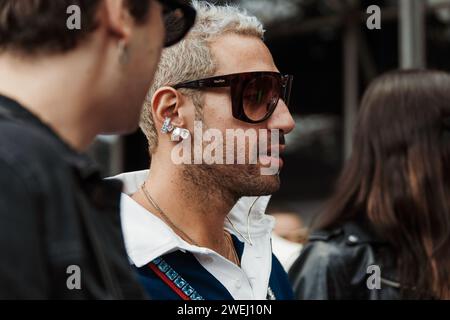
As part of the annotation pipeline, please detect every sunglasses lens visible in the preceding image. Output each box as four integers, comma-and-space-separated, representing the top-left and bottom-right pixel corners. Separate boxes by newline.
163, 3, 196, 47
242, 76, 280, 122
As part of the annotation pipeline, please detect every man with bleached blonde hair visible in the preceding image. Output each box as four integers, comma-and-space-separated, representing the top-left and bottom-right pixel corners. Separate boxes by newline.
114, 1, 296, 300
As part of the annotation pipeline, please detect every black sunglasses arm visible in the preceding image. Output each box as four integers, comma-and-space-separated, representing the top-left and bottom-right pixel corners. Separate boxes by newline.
172, 76, 233, 90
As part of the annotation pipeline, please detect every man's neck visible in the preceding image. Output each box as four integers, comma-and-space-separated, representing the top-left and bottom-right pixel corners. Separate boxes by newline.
133, 159, 238, 255
0, 53, 101, 152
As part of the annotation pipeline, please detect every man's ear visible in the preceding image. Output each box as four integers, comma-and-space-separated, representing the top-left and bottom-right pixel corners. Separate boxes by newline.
100, 0, 132, 41
151, 87, 186, 131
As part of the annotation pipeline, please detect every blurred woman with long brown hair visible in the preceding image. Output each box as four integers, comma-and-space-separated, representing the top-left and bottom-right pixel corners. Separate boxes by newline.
289, 70, 450, 299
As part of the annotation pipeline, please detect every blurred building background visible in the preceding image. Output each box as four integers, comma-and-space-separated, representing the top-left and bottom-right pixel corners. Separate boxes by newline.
89, 0, 450, 227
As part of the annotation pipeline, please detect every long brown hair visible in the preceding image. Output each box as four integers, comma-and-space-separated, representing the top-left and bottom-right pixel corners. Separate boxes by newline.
316, 70, 450, 299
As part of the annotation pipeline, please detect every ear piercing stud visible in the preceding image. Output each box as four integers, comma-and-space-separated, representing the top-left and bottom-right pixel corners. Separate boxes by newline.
161, 117, 190, 141
171, 127, 191, 142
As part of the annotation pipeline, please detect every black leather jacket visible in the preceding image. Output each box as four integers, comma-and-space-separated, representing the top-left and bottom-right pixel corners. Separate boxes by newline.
288, 221, 401, 300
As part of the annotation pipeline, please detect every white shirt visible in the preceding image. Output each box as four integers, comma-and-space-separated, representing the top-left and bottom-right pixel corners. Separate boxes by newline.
112, 170, 276, 300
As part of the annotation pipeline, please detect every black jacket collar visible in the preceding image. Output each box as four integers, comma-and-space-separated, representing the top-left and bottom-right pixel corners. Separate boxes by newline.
309, 220, 388, 245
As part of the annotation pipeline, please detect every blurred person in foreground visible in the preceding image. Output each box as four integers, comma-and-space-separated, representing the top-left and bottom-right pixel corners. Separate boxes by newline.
113, 1, 296, 300
0, 0, 195, 299
289, 70, 450, 300
269, 208, 306, 271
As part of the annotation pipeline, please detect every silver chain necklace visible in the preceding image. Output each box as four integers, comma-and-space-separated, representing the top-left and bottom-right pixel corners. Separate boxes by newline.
141, 183, 199, 246
141, 184, 275, 298
140, 183, 240, 266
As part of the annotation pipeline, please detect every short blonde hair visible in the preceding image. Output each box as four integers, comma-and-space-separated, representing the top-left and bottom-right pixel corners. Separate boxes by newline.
140, 0, 265, 154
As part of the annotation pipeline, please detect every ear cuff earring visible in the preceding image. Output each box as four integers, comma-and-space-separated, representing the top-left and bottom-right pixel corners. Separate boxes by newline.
161, 117, 174, 134
161, 117, 191, 141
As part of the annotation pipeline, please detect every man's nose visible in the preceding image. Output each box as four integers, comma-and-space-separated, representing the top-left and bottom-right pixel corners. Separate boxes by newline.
267, 100, 296, 134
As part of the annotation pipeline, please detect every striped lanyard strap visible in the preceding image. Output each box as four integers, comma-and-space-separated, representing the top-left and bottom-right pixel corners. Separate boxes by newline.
149, 257, 277, 300
148, 257, 204, 300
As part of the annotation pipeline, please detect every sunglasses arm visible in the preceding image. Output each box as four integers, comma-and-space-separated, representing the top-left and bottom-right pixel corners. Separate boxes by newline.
173, 77, 232, 90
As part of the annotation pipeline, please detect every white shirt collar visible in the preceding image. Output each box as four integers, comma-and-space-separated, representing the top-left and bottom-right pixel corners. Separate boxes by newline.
112, 170, 275, 267
112, 170, 276, 300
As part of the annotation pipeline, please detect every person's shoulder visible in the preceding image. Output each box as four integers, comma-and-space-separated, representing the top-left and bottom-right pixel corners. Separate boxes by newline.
300, 226, 349, 263
289, 221, 385, 279
304, 220, 385, 259
0, 120, 75, 198
287, 227, 349, 299
288, 222, 381, 299
0, 120, 69, 171
0, 118, 61, 151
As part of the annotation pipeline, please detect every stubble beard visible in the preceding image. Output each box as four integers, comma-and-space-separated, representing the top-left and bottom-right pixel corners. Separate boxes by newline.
182, 163, 280, 203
